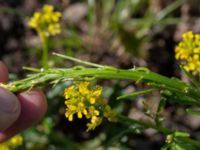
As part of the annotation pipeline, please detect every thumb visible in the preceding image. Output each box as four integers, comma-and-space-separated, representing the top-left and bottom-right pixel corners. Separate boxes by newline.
0, 87, 21, 131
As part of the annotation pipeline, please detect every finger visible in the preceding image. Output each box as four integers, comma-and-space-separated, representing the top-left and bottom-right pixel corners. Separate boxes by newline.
0, 89, 47, 142
0, 88, 21, 131
0, 61, 9, 83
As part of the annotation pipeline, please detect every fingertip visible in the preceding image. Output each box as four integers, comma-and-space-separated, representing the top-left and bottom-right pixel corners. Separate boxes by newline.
0, 89, 47, 142
0, 87, 21, 131
0, 62, 9, 83
17, 89, 47, 123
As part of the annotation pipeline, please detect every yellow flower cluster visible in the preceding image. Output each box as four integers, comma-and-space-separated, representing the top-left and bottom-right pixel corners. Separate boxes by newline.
28, 4, 61, 37
64, 82, 117, 131
0, 135, 23, 150
0, 83, 9, 89
175, 31, 200, 75
0, 83, 15, 90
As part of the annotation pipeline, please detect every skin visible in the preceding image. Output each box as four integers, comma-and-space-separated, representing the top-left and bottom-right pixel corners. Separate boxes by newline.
0, 62, 47, 142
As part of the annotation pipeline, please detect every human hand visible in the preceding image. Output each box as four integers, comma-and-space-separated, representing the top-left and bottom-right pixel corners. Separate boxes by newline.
0, 62, 47, 142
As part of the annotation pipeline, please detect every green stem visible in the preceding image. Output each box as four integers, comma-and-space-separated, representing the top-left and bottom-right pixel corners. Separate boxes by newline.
40, 33, 48, 69
7, 67, 200, 101
117, 88, 156, 100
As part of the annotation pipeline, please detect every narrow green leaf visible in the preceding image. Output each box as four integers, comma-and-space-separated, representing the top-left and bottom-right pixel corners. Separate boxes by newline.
162, 92, 200, 107
52, 52, 104, 68
180, 66, 200, 90
117, 88, 156, 100
174, 131, 190, 137
156, 0, 185, 21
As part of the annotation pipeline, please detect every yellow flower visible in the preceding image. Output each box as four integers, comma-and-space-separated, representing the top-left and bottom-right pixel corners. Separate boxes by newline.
63, 81, 117, 131
76, 102, 87, 119
89, 85, 103, 104
86, 116, 102, 131
86, 106, 100, 119
9, 135, 23, 148
28, 12, 41, 29
43, 4, 53, 13
64, 85, 76, 99
92, 86, 102, 97
28, 4, 61, 37
89, 97, 96, 104
78, 82, 90, 95
104, 105, 118, 122
65, 104, 76, 121
0, 145, 9, 150
0, 83, 9, 89
47, 23, 61, 35
182, 31, 194, 40
0, 135, 23, 150
0, 83, 15, 90
175, 31, 200, 75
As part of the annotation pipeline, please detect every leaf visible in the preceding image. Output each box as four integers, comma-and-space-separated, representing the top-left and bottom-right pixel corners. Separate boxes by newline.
117, 88, 156, 100
161, 144, 170, 150
180, 66, 200, 91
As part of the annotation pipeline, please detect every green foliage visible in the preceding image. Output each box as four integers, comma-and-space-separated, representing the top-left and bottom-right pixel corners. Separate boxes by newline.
2, 1, 200, 149
161, 131, 200, 150
2, 53, 199, 149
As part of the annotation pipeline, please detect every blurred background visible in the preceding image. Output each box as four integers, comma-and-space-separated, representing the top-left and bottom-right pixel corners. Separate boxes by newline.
0, 0, 200, 149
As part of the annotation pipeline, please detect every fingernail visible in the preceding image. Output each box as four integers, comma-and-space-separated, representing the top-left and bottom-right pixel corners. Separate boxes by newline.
0, 87, 21, 131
